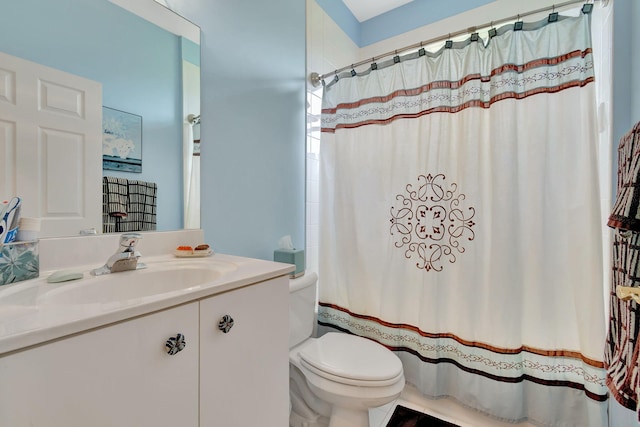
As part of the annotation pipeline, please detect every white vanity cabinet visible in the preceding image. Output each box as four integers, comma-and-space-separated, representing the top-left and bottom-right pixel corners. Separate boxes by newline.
0, 302, 200, 427
0, 273, 291, 427
199, 276, 290, 427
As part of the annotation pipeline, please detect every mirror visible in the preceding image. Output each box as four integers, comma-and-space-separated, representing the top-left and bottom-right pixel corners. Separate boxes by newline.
0, 0, 200, 237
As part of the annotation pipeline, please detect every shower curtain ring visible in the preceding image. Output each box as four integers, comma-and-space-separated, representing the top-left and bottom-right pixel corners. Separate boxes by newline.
445, 34, 453, 49
514, 14, 524, 31
488, 21, 497, 38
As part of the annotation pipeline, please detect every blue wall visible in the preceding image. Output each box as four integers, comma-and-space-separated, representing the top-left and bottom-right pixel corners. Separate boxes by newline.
170, 0, 306, 260
0, 0, 183, 232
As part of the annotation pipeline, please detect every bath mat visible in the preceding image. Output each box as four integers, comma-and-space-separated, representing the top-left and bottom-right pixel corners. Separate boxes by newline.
386, 405, 460, 427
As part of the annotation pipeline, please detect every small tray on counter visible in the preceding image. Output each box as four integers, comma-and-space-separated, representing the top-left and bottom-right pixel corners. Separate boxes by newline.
173, 249, 214, 258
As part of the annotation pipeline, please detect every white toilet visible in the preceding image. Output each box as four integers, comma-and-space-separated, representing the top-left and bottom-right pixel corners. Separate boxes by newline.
289, 273, 405, 427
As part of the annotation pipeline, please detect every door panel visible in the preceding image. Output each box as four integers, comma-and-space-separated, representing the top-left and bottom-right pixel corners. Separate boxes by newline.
0, 51, 102, 237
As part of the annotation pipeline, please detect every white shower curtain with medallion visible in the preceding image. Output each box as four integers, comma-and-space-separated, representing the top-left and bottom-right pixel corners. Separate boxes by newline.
318, 13, 607, 427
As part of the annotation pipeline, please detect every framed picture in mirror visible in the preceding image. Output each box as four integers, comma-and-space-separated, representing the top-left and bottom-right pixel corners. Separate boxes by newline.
102, 106, 143, 173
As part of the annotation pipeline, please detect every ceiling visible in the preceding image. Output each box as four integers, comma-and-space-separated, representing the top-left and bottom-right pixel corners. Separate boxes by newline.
342, 0, 414, 22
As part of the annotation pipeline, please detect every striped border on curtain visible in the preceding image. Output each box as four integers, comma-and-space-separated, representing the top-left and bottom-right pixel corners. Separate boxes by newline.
321, 49, 594, 133
319, 303, 607, 402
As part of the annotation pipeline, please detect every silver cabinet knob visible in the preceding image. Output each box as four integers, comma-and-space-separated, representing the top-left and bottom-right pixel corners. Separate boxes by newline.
218, 315, 234, 333
165, 333, 186, 355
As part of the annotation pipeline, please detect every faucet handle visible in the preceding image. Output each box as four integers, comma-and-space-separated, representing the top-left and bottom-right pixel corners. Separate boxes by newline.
119, 233, 142, 250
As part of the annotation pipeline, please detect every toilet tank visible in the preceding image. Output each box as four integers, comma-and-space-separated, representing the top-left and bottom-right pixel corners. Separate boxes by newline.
289, 272, 318, 349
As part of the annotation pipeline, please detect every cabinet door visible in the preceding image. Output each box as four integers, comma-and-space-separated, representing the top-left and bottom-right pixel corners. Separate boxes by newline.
200, 277, 290, 427
0, 302, 199, 427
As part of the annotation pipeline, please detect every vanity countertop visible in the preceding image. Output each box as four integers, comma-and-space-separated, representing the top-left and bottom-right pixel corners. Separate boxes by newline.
0, 253, 294, 356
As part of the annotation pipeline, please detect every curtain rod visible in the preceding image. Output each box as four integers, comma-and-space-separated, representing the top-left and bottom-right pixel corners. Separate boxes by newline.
310, 0, 603, 86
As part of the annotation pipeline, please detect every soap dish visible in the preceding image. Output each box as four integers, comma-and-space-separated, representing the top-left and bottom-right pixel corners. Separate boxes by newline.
173, 249, 214, 258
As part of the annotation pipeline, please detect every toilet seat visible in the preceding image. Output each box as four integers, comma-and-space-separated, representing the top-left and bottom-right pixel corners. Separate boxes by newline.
297, 332, 403, 387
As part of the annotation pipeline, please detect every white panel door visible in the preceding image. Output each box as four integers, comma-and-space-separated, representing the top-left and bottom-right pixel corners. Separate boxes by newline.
0, 51, 102, 237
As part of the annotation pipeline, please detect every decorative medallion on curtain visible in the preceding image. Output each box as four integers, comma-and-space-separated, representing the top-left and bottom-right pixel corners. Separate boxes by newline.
318, 13, 607, 427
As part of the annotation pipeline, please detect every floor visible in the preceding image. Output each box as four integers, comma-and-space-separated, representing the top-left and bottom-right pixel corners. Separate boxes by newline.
368, 384, 539, 427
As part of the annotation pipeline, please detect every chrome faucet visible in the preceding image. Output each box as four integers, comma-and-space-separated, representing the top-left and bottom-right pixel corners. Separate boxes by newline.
91, 233, 147, 276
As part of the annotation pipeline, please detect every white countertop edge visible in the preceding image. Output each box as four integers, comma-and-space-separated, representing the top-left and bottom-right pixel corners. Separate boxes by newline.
0, 253, 294, 356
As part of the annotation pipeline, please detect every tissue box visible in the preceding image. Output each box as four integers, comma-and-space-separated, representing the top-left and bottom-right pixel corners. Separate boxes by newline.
274, 248, 305, 278
0, 240, 39, 286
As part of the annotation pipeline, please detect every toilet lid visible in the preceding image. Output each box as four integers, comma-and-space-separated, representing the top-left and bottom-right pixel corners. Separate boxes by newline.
298, 332, 403, 384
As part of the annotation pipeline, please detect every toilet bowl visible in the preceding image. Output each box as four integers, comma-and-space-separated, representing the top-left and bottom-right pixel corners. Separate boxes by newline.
290, 332, 405, 427
289, 273, 405, 427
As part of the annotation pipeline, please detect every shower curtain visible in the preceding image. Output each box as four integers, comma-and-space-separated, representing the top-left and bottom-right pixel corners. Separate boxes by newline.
183, 121, 200, 229
318, 12, 608, 427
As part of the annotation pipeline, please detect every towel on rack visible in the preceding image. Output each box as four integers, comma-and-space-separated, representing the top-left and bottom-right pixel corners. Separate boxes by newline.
608, 122, 640, 231
124, 179, 157, 232
102, 177, 157, 233
605, 121, 640, 416
103, 176, 129, 217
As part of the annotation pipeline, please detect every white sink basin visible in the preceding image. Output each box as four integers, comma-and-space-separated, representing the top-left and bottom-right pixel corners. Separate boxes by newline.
0, 285, 47, 323
0, 260, 237, 308
0, 284, 53, 306
40, 261, 237, 305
